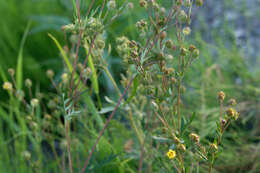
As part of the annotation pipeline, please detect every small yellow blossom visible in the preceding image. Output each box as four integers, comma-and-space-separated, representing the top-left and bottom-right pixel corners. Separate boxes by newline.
3, 82, 13, 91
167, 149, 176, 159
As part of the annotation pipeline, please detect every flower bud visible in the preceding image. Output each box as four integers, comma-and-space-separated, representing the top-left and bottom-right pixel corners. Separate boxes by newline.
228, 98, 237, 106
8, 68, 15, 76
22, 151, 31, 160
160, 31, 167, 40
192, 48, 200, 58
31, 98, 39, 107
25, 78, 32, 88
46, 69, 54, 79
166, 40, 173, 49
180, 47, 188, 56
3, 82, 13, 91
62, 73, 69, 83
190, 133, 200, 143
182, 27, 191, 35
177, 144, 186, 152
210, 143, 218, 152
179, 10, 188, 23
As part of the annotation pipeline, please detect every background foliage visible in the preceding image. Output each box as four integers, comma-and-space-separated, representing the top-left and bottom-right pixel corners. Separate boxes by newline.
0, 0, 259, 172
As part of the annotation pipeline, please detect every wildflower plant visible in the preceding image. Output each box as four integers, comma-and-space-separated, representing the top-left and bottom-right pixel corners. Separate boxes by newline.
0, 0, 243, 173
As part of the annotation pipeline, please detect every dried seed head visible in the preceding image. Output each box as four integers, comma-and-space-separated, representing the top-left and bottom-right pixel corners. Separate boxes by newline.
3, 82, 13, 91
46, 69, 54, 79
8, 68, 15, 76
229, 98, 237, 106
189, 44, 196, 52
218, 91, 225, 101
139, 0, 147, 8
190, 133, 200, 143
160, 31, 167, 40
25, 78, 32, 88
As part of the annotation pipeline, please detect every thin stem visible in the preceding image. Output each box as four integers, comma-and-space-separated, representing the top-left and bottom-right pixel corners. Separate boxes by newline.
86, 0, 96, 17
69, 0, 82, 98
65, 123, 73, 173
81, 76, 135, 173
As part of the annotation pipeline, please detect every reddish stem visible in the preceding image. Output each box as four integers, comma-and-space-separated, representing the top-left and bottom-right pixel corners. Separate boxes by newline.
81, 76, 135, 173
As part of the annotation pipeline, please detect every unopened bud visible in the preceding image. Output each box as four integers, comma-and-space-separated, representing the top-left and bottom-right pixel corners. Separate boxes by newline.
46, 69, 54, 78
25, 78, 32, 88
8, 68, 15, 76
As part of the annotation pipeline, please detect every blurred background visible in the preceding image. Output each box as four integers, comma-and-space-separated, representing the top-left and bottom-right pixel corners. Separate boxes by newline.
0, 0, 259, 172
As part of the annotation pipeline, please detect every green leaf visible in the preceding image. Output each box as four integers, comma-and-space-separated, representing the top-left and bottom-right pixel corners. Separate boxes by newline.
84, 46, 99, 95
16, 21, 31, 90
48, 33, 73, 72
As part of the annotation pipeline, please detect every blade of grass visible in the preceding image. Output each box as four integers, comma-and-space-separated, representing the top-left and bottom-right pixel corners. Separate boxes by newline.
16, 21, 31, 90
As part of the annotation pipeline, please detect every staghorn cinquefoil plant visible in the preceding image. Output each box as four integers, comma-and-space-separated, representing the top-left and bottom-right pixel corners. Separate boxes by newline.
0, 0, 242, 173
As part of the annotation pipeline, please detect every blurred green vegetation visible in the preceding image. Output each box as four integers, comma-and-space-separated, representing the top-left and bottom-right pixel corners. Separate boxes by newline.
0, 0, 259, 172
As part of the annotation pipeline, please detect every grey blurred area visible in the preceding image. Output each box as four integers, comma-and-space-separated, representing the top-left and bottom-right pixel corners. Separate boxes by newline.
192, 0, 260, 72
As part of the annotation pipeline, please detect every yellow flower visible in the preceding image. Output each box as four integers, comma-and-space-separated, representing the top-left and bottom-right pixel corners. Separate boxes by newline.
167, 149, 176, 159
3, 82, 13, 91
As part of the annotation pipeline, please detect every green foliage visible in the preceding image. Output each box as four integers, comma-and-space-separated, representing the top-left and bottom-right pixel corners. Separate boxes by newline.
0, 0, 259, 173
